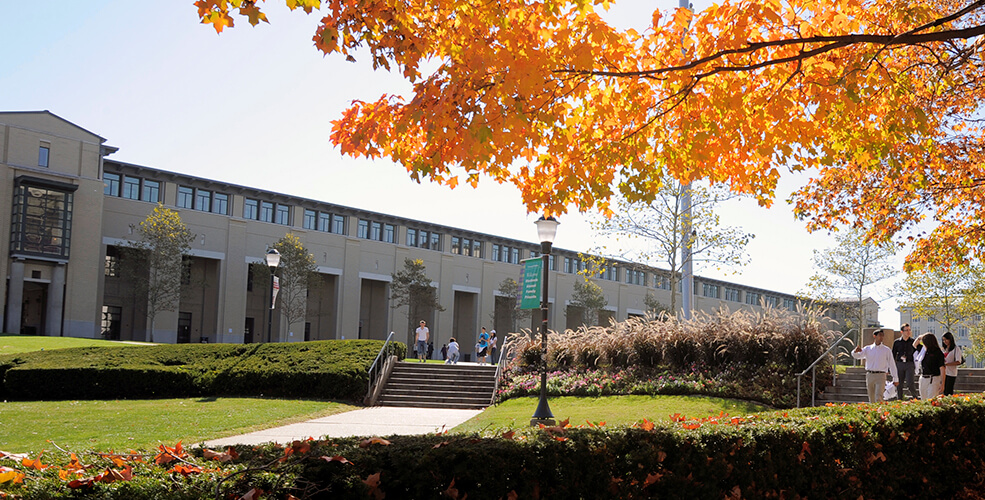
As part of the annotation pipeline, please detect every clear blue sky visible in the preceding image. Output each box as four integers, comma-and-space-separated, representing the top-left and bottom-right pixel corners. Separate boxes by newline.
0, 1, 906, 327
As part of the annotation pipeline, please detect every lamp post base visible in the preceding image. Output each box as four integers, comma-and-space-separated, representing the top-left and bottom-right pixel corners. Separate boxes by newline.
530, 417, 557, 427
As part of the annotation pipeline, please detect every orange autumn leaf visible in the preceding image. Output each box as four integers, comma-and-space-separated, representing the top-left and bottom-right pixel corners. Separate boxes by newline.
239, 488, 263, 500
168, 464, 204, 476
639, 418, 656, 431
644, 472, 663, 487
194, 0, 985, 269
364, 471, 385, 500
21, 453, 48, 470
320, 455, 353, 465
0, 467, 26, 485
203, 447, 240, 463
360, 437, 392, 448
501, 430, 516, 440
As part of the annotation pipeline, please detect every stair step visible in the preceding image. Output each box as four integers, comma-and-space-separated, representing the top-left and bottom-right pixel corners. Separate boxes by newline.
372, 361, 499, 410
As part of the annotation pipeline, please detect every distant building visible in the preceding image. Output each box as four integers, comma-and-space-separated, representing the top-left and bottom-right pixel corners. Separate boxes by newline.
2, 111, 846, 350
898, 304, 982, 368
824, 297, 881, 332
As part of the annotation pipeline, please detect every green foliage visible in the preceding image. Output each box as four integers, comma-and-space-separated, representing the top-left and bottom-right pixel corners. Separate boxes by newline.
119, 204, 196, 342
390, 258, 445, 344
0, 334, 139, 355
569, 279, 608, 327
504, 306, 833, 408
273, 233, 320, 330
5, 397, 985, 499
0, 340, 405, 402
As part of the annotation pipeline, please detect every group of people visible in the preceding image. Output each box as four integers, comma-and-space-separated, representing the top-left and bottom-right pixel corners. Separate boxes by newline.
853, 323, 964, 403
412, 320, 499, 365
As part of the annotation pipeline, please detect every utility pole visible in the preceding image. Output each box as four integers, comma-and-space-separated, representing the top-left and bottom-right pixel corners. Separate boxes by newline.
679, 0, 695, 320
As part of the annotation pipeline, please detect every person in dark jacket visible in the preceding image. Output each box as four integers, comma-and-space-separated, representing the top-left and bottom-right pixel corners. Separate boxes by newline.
915, 333, 946, 400
892, 324, 919, 400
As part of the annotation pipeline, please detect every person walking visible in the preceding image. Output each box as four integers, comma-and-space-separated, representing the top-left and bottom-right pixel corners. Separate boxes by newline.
415, 320, 430, 363
942, 331, 963, 396
476, 327, 490, 364
446, 337, 460, 364
915, 333, 946, 399
489, 330, 499, 364
892, 323, 919, 400
852, 329, 899, 403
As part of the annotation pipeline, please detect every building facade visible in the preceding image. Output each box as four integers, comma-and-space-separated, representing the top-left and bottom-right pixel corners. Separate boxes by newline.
897, 305, 982, 368
3, 111, 847, 354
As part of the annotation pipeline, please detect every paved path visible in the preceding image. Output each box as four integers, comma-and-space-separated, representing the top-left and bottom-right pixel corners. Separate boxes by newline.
203, 407, 483, 447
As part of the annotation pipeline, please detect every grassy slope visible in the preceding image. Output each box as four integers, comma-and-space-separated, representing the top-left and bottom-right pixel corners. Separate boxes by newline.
452, 394, 770, 433
0, 334, 147, 355
0, 398, 358, 453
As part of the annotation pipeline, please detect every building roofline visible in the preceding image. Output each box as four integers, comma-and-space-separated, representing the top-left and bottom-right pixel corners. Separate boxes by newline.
0, 110, 107, 143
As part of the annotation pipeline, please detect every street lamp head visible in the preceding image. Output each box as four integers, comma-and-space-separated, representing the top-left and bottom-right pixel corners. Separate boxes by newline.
265, 248, 281, 270
535, 216, 559, 245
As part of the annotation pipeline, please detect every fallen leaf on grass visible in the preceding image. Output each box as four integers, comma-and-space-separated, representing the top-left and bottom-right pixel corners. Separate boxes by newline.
360, 437, 392, 448
320, 455, 352, 465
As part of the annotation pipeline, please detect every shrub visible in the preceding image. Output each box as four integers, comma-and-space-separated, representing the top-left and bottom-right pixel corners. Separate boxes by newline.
501, 307, 834, 408
0, 340, 405, 401
3, 396, 985, 499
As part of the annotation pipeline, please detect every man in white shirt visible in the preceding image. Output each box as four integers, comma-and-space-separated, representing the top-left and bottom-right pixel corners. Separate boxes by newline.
415, 320, 430, 363
853, 330, 899, 403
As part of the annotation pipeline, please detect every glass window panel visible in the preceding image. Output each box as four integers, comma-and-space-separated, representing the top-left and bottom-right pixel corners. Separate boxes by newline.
103, 173, 120, 196
384, 224, 395, 243
123, 176, 141, 200
333, 214, 346, 234
212, 193, 228, 214
275, 204, 290, 225
177, 186, 194, 209
358, 220, 369, 239
244, 199, 258, 220
142, 180, 160, 202
260, 201, 274, 223
318, 212, 331, 232
196, 190, 212, 212
303, 209, 317, 230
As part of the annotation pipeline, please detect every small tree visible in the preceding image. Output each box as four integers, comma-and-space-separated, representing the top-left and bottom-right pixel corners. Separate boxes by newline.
120, 204, 194, 343
492, 277, 531, 334
570, 279, 608, 327
802, 227, 897, 341
644, 292, 671, 318
900, 264, 979, 334
391, 258, 445, 346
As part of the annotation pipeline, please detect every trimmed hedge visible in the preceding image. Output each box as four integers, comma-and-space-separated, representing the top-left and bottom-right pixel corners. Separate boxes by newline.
3, 396, 985, 499
0, 340, 405, 401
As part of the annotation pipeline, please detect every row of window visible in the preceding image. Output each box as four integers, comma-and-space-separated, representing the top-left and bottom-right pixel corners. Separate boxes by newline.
451, 236, 484, 258
302, 209, 347, 234
492, 244, 522, 264
104, 172, 160, 203
244, 199, 290, 225
407, 228, 442, 251
177, 186, 229, 215
358, 219, 397, 243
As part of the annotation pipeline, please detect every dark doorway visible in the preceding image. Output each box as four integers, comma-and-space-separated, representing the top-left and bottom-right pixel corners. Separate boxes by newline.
177, 312, 192, 344
244, 317, 255, 344
21, 282, 47, 335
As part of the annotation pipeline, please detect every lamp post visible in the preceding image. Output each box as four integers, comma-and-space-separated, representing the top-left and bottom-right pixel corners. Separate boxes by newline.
265, 248, 281, 343
531, 216, 558, 425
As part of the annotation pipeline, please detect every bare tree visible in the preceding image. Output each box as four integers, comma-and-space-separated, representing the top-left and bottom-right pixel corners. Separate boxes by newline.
589, 177, 754, 316
802, 227, 897, 341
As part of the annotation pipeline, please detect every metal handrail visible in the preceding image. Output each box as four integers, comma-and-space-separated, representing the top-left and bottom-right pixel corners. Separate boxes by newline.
796, 328, 856, 408
490, 340, 516, 406
367, 331, 397, 401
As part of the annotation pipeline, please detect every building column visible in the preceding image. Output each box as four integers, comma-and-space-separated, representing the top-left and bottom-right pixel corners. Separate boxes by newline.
45, 263, 66, 336
5, 259, 25, 334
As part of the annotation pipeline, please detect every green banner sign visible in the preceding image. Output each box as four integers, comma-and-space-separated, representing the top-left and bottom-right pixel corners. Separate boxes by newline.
519, 258, 543, 310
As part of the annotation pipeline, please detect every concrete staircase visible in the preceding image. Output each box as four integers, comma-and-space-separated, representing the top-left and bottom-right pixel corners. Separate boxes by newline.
815, 367, 985, 405
375, 361, 498, 409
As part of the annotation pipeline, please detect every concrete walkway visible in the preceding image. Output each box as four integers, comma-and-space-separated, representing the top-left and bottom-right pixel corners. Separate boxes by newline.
203, 407, 484, 447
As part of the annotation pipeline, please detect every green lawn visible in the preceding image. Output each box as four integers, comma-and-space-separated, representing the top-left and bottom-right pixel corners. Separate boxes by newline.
0, 334, 148, 355
452, 395, 770, 433
0, 398, 357, 453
